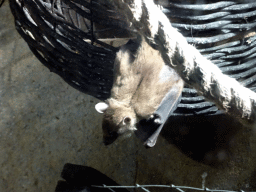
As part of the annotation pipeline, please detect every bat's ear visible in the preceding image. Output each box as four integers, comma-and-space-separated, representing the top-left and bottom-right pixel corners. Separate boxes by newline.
95, 102, 109, 113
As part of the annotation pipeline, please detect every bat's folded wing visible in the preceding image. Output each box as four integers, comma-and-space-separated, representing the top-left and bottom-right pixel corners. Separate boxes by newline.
135, 81, 183, 147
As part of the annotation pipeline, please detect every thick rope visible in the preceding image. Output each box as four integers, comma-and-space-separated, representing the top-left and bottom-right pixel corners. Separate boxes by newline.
109, 0, 256, 125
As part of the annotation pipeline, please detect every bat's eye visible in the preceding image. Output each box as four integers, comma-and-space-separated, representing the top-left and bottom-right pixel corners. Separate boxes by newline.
123, 116, 131, 124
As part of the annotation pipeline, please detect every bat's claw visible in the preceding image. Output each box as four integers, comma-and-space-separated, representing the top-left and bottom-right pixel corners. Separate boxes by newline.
154, 118, 161, 124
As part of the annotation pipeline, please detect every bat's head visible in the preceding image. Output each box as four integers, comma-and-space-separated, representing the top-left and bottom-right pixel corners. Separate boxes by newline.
95, 99, 137, 145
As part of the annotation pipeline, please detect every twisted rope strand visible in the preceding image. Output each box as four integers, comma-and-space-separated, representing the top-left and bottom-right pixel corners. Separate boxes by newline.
110, 0, 256, 125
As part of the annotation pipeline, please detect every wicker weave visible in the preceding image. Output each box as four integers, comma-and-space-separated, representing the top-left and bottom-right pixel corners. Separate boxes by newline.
9, 0, 256, 116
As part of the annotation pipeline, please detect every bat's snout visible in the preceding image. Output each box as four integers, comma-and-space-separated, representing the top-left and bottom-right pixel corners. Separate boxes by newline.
103, 132, 118, 145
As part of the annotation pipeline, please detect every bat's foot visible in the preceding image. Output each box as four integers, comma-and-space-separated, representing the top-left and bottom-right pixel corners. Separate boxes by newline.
148, 114, 162, 124
154, 118, 161, 124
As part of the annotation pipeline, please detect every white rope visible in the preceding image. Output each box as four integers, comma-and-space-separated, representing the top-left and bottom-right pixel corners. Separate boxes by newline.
108, 0, 256, 125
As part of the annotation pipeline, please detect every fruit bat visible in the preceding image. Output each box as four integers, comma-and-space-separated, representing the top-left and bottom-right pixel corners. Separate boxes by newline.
95, 35, 184, 147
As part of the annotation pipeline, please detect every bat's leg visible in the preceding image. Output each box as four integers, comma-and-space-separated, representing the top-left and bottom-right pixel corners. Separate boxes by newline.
144, 80, 183, 148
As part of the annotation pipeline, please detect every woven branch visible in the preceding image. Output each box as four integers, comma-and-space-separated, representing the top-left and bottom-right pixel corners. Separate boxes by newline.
109, 0, 256, 125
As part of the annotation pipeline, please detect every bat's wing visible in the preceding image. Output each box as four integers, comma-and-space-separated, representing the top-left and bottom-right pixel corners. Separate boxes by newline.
135, 79, 183, 147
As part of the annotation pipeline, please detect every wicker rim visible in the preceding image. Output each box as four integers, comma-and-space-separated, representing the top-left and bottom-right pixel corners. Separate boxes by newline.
9, 0, 256, 116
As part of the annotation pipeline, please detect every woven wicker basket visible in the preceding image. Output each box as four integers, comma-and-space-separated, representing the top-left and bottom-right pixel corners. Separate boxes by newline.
9, 0, 256, 116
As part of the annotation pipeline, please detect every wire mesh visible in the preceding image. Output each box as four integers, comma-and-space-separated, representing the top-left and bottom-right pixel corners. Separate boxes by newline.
92, 184, 256, 192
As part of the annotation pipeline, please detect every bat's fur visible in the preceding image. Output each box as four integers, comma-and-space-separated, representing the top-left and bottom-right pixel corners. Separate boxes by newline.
97, 36, 184, 144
